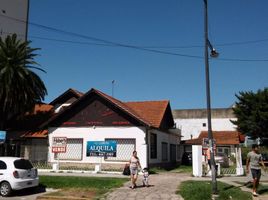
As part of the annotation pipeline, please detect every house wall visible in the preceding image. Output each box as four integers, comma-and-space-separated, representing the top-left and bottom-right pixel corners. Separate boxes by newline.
48, 126, 181, 169
173, 108, 237, 141
175, 118, 237, 140
21, 139, 48, 162
48, 126, 148, 168
148, 130, 181, 167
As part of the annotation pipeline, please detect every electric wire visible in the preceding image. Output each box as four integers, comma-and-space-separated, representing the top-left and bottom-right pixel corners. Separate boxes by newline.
1, 13, 268, 62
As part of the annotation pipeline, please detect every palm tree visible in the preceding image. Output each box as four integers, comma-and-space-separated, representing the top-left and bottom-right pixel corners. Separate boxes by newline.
0, 34, 47, 129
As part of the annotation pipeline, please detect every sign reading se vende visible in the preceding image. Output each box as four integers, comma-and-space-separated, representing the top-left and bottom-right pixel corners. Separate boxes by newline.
52, 137, 67, 153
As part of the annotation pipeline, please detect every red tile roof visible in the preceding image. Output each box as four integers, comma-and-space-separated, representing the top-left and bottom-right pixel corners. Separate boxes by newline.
92, 89, 150, 126
26, 104, 54, 115
21, 130, 48, 138
49, 88, 84, 105
185, 131, 243, 145
125, 101, 169, 128
42, 88, 172, 129
94, 89, 171, 128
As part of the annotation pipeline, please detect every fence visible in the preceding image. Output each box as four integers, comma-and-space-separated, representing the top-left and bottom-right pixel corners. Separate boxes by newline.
32, 161, 124, 173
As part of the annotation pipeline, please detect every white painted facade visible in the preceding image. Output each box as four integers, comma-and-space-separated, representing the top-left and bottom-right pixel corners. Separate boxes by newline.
148, 129, 181, 164
175, 118, 237, 141
48, 126, 181, 168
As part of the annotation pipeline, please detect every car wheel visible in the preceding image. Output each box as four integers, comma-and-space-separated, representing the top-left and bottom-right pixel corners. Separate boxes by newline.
0, 181, 12, 197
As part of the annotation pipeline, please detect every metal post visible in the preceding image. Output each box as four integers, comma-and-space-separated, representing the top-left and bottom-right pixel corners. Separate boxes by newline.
204, 0, 217, 194
112, 80, 115, 97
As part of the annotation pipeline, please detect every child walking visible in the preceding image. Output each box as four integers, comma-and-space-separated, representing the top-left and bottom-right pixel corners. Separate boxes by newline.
142, 168, 149, 187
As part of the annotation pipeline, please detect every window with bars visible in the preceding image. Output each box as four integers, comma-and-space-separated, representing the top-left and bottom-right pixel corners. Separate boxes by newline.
105, 139, 135, 161
55, 138, 83, 161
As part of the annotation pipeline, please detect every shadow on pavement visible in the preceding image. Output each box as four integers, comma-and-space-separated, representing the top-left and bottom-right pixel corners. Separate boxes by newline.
9, 184, 47, 197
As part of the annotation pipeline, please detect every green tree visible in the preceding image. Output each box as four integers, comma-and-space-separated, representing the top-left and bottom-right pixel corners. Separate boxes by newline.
0, 34, 47, 129
231, 88, 268, 140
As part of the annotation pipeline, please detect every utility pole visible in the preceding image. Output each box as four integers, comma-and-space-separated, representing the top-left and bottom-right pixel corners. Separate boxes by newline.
204, 0, 217, 194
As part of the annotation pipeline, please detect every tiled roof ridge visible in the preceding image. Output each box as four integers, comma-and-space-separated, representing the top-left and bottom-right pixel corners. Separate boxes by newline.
185, 130, 242, 145
92, 88, 153, 127
69, 88, 84, 97
124, 100, 169, 103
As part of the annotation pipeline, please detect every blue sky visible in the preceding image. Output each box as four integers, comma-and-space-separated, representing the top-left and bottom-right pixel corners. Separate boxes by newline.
28, 0, 268, 109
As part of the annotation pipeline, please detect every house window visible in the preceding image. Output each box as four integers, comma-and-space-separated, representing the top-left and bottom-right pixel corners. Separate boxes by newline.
217, 147, 230, 156
55, 138, 83, 161
162, 142, 168, 161
105, 139, 135, 161
150, 133, 157, 159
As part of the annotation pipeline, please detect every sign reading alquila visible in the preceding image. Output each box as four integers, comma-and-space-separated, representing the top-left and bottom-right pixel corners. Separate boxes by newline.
87, 141, 117, 157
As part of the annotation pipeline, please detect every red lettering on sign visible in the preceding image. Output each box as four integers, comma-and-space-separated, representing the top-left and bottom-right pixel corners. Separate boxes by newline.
52, 146, 66, 153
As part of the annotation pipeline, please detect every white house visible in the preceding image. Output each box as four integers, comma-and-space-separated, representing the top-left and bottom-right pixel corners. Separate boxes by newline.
31, 88, 182, 170
172, 108, 237, 141
172, 108, 244, 171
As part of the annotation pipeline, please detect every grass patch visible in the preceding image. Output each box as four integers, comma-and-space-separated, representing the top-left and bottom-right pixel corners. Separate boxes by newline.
39, 175, 128, 198
149, 165, 192, 174
178, 180, 252, 200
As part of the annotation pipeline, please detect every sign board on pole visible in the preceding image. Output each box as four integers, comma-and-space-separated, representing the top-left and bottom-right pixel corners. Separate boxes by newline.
52, 137, 67, 153
0, 131, 6, 144
87, 141, 117, 157
202, 138, 216, 155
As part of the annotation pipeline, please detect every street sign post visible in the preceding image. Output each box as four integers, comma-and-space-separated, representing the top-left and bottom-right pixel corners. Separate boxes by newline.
52, 137, 67, 170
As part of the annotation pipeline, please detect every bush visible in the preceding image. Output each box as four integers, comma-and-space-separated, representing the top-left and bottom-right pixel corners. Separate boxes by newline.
241, 146, 268, 165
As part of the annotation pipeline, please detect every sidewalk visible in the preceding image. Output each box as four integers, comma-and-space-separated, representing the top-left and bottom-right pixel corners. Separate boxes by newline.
101, 173, 189, 200
38, 171, 268, 200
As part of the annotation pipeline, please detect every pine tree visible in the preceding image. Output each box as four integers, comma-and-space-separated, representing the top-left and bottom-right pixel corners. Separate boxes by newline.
231, 88, 268, 140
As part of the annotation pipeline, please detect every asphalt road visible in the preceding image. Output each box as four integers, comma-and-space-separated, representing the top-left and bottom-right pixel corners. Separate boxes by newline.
0, 186, 56, 200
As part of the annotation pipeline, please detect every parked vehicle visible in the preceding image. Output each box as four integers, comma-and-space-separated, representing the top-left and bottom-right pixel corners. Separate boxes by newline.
215, 153, 229, 168
0, 157, 39, 197
181, 152, 192, 165
261, 153, 268, 166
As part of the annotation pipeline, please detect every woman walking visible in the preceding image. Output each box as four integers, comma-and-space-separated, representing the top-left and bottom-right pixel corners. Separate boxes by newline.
129, 150, 141, 189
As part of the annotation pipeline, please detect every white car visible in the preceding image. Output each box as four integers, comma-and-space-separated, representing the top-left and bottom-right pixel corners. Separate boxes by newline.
0, 157, 39, 197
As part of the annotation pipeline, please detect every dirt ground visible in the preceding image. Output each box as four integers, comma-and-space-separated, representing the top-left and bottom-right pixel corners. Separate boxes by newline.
36, 188, 96, 200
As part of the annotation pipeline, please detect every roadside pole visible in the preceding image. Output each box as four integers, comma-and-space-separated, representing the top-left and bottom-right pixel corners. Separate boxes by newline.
204, 0, 217, 194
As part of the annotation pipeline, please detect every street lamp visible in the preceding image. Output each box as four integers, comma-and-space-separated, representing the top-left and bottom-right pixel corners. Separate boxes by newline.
204, 0, 218, 194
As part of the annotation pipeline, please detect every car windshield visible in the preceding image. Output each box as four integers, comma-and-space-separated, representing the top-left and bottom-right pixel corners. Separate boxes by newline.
14, 159, 33, 170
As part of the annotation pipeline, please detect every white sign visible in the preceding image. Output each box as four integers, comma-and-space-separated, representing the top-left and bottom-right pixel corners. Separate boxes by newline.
52, 137, 67, 153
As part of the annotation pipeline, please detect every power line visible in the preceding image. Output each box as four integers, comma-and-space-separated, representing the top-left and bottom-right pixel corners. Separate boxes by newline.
0, 13, 203, 59
1, 13, 268, 62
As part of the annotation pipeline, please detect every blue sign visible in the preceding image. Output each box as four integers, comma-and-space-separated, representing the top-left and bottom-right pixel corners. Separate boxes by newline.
0, 131, 6, 143
87, 141, 117, 157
